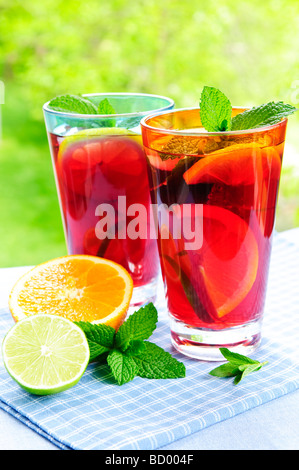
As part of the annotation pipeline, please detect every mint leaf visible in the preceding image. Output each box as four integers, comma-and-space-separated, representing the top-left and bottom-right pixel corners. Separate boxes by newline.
75, 321, 115, 362
107, 349, 139, 385
209, 348, 268, 384
219, 347, 259, 365
75, 304, 187, 385
209, 362, 240, 378
48, 94, 98, 114
115, 303, 158, 352
124, 339, 146, 356
200, 86, 232, 132
199, 86, 296, 132
133, 342, 186, 379
96, 98, 116, 127
211, 362, 263, 384
98, 98, 116, 115
231, 101, 297, 131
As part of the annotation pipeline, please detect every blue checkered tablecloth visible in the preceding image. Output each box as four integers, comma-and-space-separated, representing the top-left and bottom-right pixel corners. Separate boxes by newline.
0, 232, 298, 450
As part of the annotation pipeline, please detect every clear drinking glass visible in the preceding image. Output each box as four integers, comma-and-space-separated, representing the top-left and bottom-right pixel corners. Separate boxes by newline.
43, 93, 174, 307
141, 107, 287, 359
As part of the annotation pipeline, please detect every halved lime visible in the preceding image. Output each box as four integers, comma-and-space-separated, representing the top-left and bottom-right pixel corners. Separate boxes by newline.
2, 314, 90, 395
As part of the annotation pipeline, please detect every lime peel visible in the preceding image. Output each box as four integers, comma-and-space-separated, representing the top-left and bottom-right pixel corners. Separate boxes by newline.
2, 314, 90, 395
58, 127, 137, 156
75, 127, 135, 136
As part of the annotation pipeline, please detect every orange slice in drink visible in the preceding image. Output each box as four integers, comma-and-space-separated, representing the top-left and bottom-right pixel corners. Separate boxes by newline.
198, 205, 259, 318
159, 205, 259, 321
183, 143, 281, 186
9, 255, 133, 329
159, 225, 214, 323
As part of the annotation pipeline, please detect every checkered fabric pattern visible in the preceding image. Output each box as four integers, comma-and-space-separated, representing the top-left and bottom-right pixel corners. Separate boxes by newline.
0, 232, 298, 450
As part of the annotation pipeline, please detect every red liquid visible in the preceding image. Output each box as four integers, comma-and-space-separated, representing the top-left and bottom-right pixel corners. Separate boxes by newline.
48, 131, 158, 288
142, 116, 286, 330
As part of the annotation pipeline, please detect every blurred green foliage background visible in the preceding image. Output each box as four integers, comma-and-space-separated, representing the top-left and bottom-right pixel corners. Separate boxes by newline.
0, 0, 299, 267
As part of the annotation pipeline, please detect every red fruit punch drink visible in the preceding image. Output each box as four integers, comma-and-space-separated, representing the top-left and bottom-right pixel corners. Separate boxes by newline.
141, 108, 287, 359
43, 93, 174, 306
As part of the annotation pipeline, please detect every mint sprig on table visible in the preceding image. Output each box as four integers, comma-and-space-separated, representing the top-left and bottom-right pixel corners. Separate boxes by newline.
209, 348, 268, 385
75, 303, 186, 385
200, 86, 296, 132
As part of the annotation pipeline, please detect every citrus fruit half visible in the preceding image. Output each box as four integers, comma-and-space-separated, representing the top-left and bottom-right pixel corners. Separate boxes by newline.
183, 143, 281, 186
9, 255, 133, 329
2, 314, 89, 395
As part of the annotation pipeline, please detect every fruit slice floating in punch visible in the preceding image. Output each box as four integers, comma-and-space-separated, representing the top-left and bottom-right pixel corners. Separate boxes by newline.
183, 143, 281, 186
160, 205, 259, 322
197, 205, 259, 318
160, 224, 217, 323
57, 128, 146, 196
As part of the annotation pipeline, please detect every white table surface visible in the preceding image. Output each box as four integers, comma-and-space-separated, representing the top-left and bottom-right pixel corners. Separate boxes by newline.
0, 228, 299, 451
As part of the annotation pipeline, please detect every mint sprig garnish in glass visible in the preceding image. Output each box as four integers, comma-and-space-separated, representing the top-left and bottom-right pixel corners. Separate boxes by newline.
141, 86, 296, 360
43, 93, 174, 307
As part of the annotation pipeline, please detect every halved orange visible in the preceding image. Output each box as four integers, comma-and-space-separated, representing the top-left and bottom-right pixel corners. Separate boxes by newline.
9, 255, 133, 329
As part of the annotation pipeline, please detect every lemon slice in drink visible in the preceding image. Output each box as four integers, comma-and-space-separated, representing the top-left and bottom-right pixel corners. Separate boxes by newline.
76, 127, 136, 136
58, 127, 140, 156
2, 314, 90, 395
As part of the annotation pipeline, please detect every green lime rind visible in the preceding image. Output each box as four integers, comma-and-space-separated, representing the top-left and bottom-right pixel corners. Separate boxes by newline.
2, 314, 90, 395
76, 127, 135, 136
58, 127, 137, 156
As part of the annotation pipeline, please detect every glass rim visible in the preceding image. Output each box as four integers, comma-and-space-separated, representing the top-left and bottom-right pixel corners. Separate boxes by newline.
43, 92, 175, 119
140, 106, 288, 136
